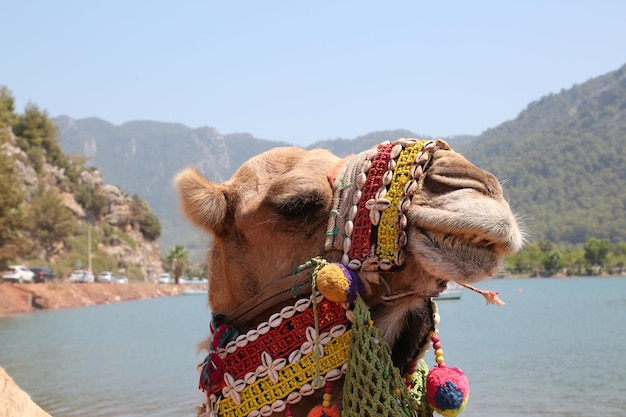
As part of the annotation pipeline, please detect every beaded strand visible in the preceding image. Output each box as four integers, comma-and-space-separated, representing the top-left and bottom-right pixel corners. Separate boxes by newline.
349, 142, 393, 263
325, 138, 451, 276
376, 141, 425, 265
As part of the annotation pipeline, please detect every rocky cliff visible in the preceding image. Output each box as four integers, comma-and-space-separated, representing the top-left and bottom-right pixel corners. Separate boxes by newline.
1, 126, 164, 278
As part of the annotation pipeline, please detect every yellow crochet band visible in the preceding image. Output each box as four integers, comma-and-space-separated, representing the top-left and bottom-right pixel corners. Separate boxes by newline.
376, 141, 425, 260
218, 331, 351, 417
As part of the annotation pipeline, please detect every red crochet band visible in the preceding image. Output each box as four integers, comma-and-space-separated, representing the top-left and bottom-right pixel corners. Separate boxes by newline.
207, 299, 348, 395
349, 143, 393, 261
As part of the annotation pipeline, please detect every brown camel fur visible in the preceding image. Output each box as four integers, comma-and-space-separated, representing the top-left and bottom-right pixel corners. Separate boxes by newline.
176, 139, 523, 417
0, 366, 50, 417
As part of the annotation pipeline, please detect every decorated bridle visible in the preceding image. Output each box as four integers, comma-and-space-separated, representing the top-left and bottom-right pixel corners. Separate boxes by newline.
224, 139, 451, 329
196, 139, 503, 417
325, 139, 444, 278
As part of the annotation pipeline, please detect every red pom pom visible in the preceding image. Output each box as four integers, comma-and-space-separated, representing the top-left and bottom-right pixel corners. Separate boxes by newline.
426, 366, 470, 417
307, 404, 341, 417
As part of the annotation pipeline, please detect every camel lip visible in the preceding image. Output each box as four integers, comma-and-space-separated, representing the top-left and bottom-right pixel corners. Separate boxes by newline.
415, 227, 492, 252
409, 195, 524, 255
415, 221, 521, 255
409, 228, 507, 283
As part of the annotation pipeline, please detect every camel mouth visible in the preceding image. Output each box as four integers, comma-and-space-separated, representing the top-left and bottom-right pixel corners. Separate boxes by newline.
408, 227, 510, 283
404, 192, 523, 283
421, 228, 507, 253
417, 219, 523, 255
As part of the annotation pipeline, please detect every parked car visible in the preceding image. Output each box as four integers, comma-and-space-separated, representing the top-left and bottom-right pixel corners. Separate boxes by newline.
30, 266, 57, 283
181, 276, 208, 285
97, 271, 115, 283
69, 269, 94, 283
116, 276, 129, 284
2, 265, 35, 283
157, 273, 171, 284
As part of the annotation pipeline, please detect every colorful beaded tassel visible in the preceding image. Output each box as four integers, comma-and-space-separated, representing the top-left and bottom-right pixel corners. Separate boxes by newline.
307, 381, 341, 417
425, 331, 470, 417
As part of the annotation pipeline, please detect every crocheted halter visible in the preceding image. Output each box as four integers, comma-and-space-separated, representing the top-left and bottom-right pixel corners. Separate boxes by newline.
324, 138, 450, 290
197, 259, 437, 417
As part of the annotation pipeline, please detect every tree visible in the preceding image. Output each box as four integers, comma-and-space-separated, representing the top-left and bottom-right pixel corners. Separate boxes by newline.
542, 249, 563, 274
583, 237, 611, 274
75, 183, 108, 219
608, 242, 626, 275
130, 195, 161, 240
139, 212, 161, 240
167, 245, 188, 284
0, 152, 29, 269
27, 188, 75, 259
11, 102, 83, 184
0, 86, 17, 128
505, 241, 545, 275
13, 103, 58, 153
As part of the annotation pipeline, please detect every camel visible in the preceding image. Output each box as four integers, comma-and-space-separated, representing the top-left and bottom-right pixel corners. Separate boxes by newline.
0, 366, 50, 417
0, 139, 522, 417
176, 138, 523, 417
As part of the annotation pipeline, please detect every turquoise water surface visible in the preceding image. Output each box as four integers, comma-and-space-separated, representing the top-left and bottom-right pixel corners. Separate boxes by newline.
1, 277, 625, 417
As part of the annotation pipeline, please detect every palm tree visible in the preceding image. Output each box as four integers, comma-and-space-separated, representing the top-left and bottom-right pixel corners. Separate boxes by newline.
167, 245, 188, 284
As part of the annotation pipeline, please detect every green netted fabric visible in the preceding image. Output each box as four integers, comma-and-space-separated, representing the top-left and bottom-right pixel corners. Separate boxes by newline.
342, 295, 433, 417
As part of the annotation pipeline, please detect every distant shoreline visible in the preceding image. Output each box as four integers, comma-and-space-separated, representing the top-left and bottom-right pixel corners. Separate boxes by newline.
0, 282, 197, 318
3, 274, 621, 317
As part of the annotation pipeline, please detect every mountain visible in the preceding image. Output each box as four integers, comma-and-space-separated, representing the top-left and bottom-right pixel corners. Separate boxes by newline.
55, 62, 626, 253
457, 62, 626, 244
307, 130, 476, 157
55, 118, 292, 255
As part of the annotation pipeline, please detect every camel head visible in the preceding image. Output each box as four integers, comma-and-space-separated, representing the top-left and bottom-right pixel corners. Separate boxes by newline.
176, 138, 523, 416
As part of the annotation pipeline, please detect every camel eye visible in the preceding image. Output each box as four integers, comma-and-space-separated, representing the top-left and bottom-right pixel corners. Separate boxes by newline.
270, 191, 327, 219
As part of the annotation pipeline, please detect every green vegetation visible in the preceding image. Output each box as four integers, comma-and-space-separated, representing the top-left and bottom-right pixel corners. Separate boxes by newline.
102, 223, 137, 250
458, 64, 626, 246
0, 87, 162, 278
130, 195, 161, 240
0, 148, 30, 264
27, 187, 75, 258
75, 181, 108, 219
166, 245, 188, 283
505, 238, 626, 277
0, 86, 17, 128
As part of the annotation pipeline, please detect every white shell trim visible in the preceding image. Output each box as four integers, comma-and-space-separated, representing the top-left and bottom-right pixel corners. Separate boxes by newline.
213, 293, 349, 414
219, 297, 314, 359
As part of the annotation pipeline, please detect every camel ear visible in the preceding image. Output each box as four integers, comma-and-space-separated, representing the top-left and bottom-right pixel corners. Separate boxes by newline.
175, 167, 228, 234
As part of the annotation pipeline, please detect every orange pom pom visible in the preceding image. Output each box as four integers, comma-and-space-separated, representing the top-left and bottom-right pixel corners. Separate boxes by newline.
317, 264, 351, 302
317, 263, 363, 303
307, 404, 341, 417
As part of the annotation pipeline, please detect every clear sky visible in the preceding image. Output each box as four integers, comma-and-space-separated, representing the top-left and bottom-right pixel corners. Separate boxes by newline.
3, 1, 625, 146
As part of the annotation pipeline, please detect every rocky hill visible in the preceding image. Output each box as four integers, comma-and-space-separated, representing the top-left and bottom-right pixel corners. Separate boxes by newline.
0, 95, 165, 279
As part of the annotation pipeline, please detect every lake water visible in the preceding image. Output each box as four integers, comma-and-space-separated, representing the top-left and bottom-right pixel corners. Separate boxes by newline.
1, 277, 625, 417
